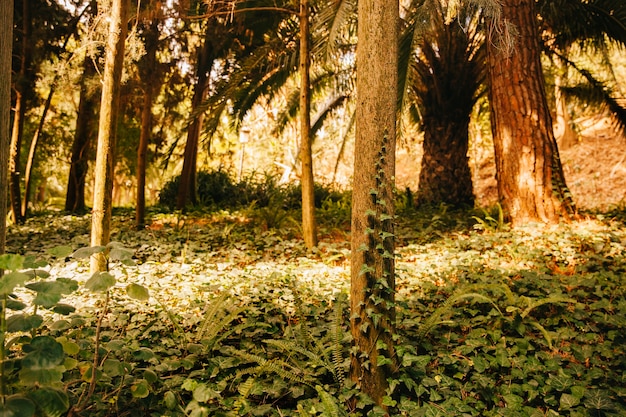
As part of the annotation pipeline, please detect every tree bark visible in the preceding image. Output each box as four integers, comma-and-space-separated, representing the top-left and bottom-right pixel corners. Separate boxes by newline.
90, 0, 128, 272
176, 29, 213, 210
66, 54, 99, 213
9, 0, 32, 225
299, 0, 318, 248
0, 0, 13, 252
350, 0, 398, 408
417, 112, 474, 207
136, 19, 159, 229
487, 0, 574, 226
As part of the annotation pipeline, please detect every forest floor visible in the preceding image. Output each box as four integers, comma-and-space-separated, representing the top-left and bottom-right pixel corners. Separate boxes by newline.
4, 122, 626, 416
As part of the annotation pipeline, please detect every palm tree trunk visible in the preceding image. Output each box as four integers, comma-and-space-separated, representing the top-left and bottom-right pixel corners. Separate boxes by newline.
300, 0, 317, 248
417, 115, 474, 207
0, 0, 13, 252
487, 0, 574, 226
351, 0, 398, 408
90, 0, 128, 272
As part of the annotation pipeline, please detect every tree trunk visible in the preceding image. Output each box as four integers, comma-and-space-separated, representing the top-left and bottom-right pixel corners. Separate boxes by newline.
0, 0, 13, 252
554, 53, 577, 149
9, 0, 32, 224
90, 0, 128, 272
417, 114, 474, 207
66, 53, 99, 214
350, 0, 398, 408
299, 0, 317, 248
136, 18, 159, 229
136, 85, 153, 229
487, 0, 574, 226
176, 29, 213, 210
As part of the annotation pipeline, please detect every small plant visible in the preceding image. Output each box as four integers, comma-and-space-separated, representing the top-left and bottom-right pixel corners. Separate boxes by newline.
472, 203, 508, 232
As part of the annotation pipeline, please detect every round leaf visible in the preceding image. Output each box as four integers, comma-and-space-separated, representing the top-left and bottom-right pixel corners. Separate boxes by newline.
131, 379, 150, 398
126, 283, 149, 301
7, 314, 43, 332
27, 388, 69, 417
0, 395, 35, 417
71, 246, 106, 259
0, 254, 25, 271
47, 246, 74, 258
85, 272, 116, 292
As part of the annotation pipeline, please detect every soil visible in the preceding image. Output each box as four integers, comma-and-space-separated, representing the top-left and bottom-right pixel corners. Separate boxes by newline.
396, 116, 626, 212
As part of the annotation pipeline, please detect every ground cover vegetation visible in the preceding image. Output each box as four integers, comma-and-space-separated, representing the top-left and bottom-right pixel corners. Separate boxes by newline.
2, 192, 626, 416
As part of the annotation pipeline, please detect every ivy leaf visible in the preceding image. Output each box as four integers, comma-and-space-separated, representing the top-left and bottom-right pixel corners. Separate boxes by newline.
0, 254, 25, 271
19, 336, 65, 385
47, 246, 74, 259
0, 395, 36, 417
71, 246, 106, 259
7, 314, 43, 332
193, 383, 221, 402
0, 271, 30, 294
85, 272, 116, 292
131, 379, 150, 398
560, 393, 580, 410
126, 283, 149, 301
27, 388, 69, 417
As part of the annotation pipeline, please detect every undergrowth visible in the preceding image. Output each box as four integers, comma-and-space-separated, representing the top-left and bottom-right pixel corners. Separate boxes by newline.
2, 206, 625, 416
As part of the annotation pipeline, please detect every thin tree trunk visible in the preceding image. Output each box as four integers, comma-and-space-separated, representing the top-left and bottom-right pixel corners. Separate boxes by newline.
90, 0, 128, 272
350, 0, 398, 408
136, 84, 154, 229
487, 0, 574, 226
22, 85, 54, 218
66, 53, 99, 213
9, 0, 32, 225
176, 30, 213, 210
554, 52, 577, 149
300, 0, 317, 248
0, 0, 13, 252
136, 17, 159, 229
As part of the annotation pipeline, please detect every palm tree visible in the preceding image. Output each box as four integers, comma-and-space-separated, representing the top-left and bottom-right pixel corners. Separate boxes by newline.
401, 1, 485, 207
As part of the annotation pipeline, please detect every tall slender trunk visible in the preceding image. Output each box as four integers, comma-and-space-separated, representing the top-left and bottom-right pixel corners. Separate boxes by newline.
487, 0, 574, 226
176, 29, 213, 210
0, 0, 13, 252
66, 53, 99, 213
350, 0, 398, 408
90, 0, 128, 272
300, 0, 317, 248
9, 0, 32, 224
136, 84, 154, 229
135, 18, 159, 229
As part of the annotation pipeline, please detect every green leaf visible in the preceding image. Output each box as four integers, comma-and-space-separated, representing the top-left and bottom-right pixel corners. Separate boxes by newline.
103, 359, 125, 377
27, 388, 69, 417
0, 271, 30, 294
7, 314, 43, 332
164, 391, 177, 410
71, 246, 105, 259
0, 395, 36, 417
84, 272, 116, 292
193, 383, 221, 402
131, 379, 150, 398
560, 393, 580, 410
108, 245, 134, 262
19, 336, 65, 385
52, 304, 76, 315
47, 246, 74, 258
0, 254, 25, 271
126, 283, 149, 301
133, 347, 156, 361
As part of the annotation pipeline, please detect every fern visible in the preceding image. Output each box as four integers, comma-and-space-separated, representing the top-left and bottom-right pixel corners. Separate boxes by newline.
417, 285, 505, 340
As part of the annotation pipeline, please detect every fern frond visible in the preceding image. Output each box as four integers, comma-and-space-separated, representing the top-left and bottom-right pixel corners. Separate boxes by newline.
315, 385, 348, 417
331, 293, 348, 386
520, 295, 576, 319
